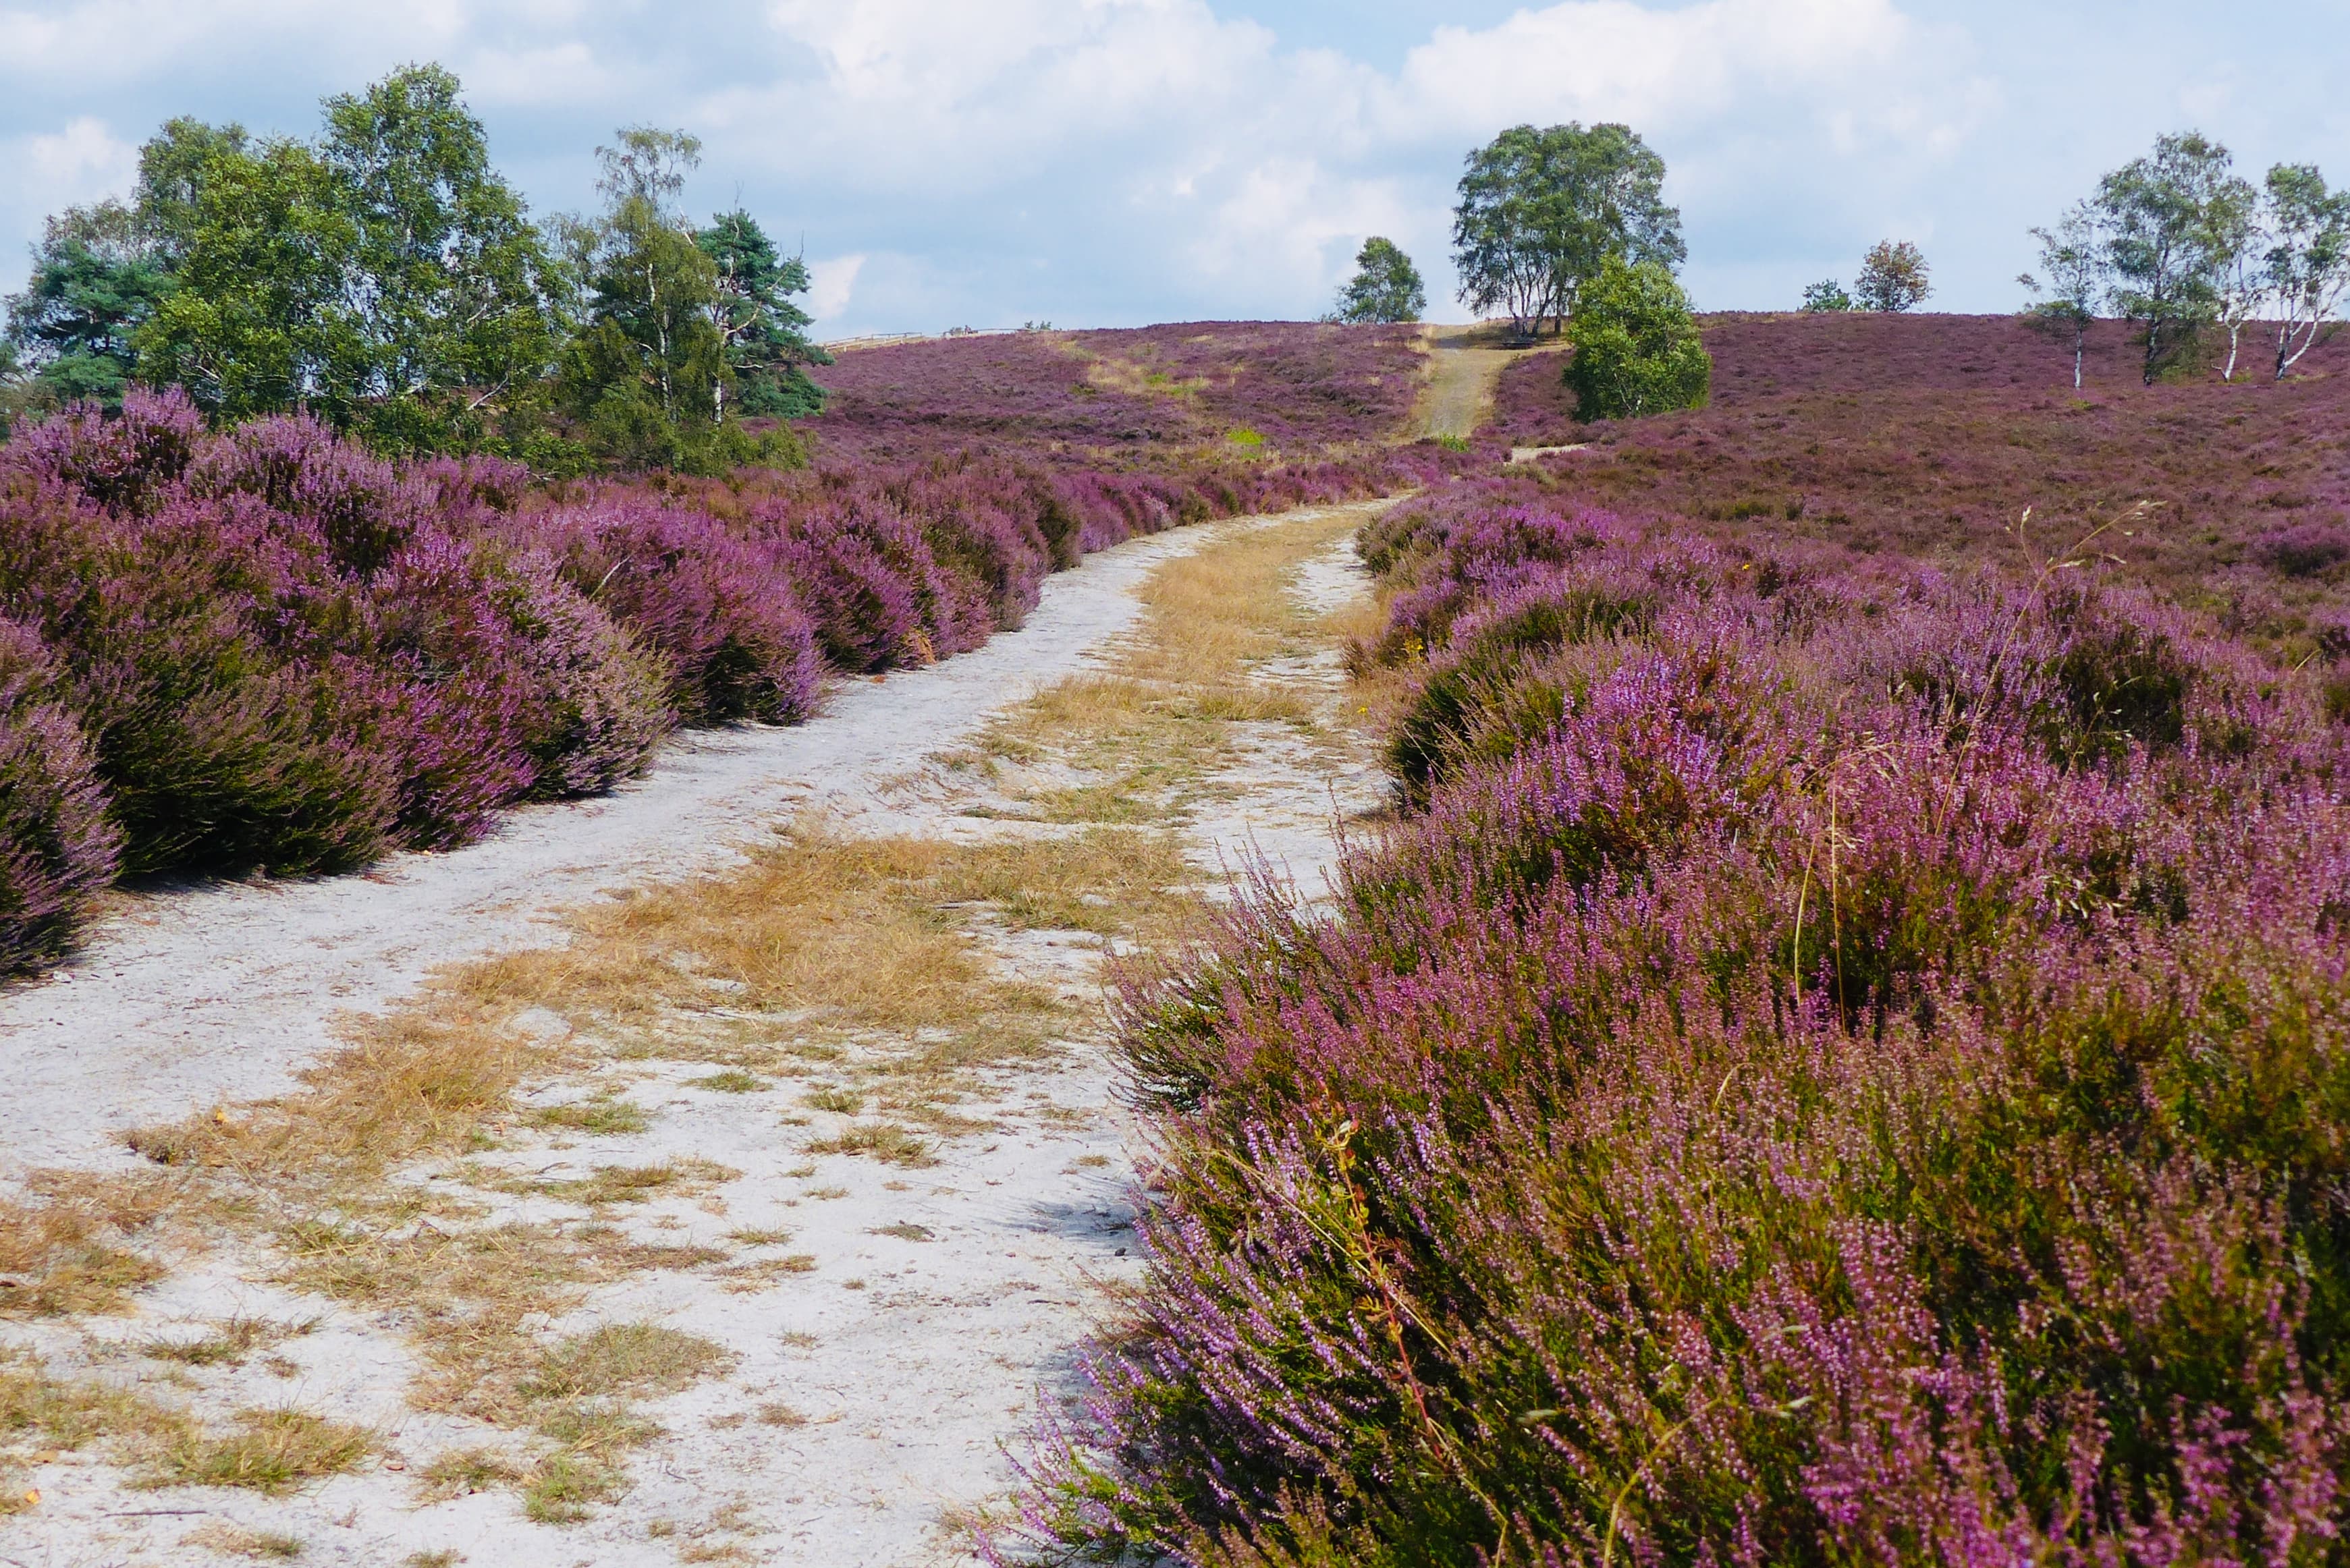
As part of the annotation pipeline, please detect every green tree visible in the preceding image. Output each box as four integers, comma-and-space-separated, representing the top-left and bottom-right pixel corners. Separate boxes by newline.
3, 201, 175, 407
1800, 279, 1852, 312
135, 135, 366, 421
1563, 256, 1710, 421
134, 117, 251, 263
1854, 240, 1932, 312
1452, 122, 1682, 337
317, 63, 560, 449
2262, 162, 2350, 379
132, 68, 562, 444
2095, 131, 2254, 384
557, 128, 790, 472
2019, 202, 2105, 388
1329, 236, 1426, 324
696, 208, 830, 419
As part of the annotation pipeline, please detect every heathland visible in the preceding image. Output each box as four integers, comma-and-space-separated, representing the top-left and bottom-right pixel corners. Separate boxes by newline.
3, 311, 2348, 1566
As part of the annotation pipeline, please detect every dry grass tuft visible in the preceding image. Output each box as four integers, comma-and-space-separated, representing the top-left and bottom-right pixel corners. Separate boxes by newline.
524, 1158, 740, 1208
182, 1521, 308, 1559
151, 1406, 373, 1494
0, 1172, 183, 1317
524, 1099, 650, 1136
140, 1314, 308, 1368
420, 1445, 526, 1501
804, 1123, 936, 1167
687, 1071, 765, 1093
718, 1254, 817, 1292
521, 1323, 734, 1402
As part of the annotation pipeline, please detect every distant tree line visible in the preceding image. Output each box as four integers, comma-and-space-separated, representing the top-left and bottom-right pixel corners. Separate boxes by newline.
0, 64, 827, 471
2020, 131, 2349, 387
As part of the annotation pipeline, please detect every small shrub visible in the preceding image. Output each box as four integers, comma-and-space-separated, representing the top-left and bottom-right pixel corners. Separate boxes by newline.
1564, 256, 1711, 422
2257, 518, 2350, 578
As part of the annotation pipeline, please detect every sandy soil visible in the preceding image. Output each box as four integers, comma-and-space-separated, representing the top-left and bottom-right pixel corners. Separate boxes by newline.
1413, 325, 1568, 441
0, 503, 1391, 1568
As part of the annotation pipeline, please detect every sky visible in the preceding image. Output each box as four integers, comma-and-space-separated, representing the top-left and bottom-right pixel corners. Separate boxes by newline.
2, 0, 2346, 338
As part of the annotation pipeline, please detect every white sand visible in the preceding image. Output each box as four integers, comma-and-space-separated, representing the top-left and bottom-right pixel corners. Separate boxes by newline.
0, 503, 1390, 1567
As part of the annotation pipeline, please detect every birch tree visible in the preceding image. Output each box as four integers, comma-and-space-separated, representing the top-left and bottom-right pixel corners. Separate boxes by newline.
2095, 132, 2253, 385
2263, 163, 2350, 380
1452, 123, 1681, 338
2019, 202, 2106, 389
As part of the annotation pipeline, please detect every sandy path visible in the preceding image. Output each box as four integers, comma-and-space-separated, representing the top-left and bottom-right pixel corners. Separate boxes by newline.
1413, 326, 1516, 440
1, 503, 1391, 1568
0, 517, 1278, 1187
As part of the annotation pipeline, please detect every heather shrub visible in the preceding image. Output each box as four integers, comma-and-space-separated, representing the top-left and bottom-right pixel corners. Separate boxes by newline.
4, 387, 204, 513
0, 619, 120, 974
1012, 498, 2350, 1567
2258, 517, 2350, 578
365, 531, 666, 845
520, 501, 821, 725
190, 412, 433, 576
0, 484, 408, 876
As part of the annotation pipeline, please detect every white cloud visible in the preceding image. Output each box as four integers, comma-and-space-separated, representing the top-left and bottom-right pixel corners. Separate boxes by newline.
0, 115, 139, 280
806, 252, 866, 322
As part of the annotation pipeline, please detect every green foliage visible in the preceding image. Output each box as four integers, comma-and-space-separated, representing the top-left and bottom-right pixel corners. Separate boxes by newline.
1452, 121, 1683, 337
2262, 161, 2350, 378
1562, 256, 1710, 422
1800, 278, 1851, 312
2096, 130, 2255, 384
556, 129, 775, 473
3, 203, 175, 410
133, 69, 560, 449
135, 136, 366, 422
1855, 239, 1932, 312
697, 209, 831, 419
1330, 236, 1426, 325
134, 117, 252, 262
315, 63, 561, 451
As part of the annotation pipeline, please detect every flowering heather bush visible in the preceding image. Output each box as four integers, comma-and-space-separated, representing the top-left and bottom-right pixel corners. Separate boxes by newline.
807, 322, 1427, 462
513, 500, 823, 725
1011, 486, 2350, 1565
2, 387, 207, 513
0, 618, 120, 972
1481, 314, 2350, 649
191, 410, 435, 576
0, 418, 672, 886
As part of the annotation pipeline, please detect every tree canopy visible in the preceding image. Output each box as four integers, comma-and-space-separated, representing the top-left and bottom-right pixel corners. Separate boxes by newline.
699, 208, 831, 418
1564, 255, 1710, 422
4, 71, 824, 469
1452, 122, 1683, 337
1855, 240, 1932, 312
2024, 130, 2347, 385
1330, 237, 1426, 325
